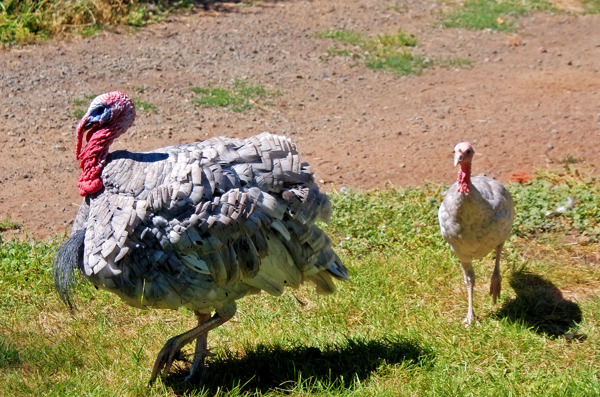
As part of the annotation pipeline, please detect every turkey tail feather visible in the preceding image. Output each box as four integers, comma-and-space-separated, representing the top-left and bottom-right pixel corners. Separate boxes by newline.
328, 255, 349, 281
53, 229, 86, 309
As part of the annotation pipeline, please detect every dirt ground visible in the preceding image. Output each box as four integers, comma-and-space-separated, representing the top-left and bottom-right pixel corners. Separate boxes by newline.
0, 0, 599, 240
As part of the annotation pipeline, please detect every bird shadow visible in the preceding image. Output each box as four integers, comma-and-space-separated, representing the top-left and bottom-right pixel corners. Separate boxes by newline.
493, 271, 584, 338
163, 336, 434, 395
108, 151, 169, 162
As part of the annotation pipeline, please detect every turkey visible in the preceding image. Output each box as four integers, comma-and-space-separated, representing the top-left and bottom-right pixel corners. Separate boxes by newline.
438, 142, 514, 325
53, 91, 349, 383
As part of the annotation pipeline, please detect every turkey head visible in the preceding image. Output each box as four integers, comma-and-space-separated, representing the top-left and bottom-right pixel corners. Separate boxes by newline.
75, 91, 136, 196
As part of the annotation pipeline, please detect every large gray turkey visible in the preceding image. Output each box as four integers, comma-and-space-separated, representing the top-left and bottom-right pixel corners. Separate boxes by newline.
53, 91, 348, 383
438, 142, 514, 325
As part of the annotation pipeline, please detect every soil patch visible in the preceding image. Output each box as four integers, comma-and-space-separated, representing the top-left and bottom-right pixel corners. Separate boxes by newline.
0, 1, 599, 239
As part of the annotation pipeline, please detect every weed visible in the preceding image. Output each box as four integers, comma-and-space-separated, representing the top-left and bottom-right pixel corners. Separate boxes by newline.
436, 57, 474, 68
560, 154, 580, 165
325, 48, 356, 58
191, 79, 280, 112
509, 168, 600, 240
440, 0, 556, 32
0, 215, 19, 233
318, 28, 468, 76
133, 98, 158, 114
375, 30, 418, 48
238, 0, 261, 7
581, 0, 600, 13
317, 29, 366, 46
387, 3, 409, 13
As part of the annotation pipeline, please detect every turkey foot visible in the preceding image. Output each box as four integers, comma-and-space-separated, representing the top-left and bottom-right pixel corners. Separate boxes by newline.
184, 348, 215, 384
463, 312, 477, 326
149, 312, 231, 384
489, 277, 502, 304
489, 244, 503, 304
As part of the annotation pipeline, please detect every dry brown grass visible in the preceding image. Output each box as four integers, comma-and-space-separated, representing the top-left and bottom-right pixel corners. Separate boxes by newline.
1, 0, 171, 45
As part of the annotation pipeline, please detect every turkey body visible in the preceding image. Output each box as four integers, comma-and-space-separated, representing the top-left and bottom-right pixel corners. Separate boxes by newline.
437, 141, 514, 325
438, 175, 513, 264
53, 92, 348, 384
62, 133, 345, 316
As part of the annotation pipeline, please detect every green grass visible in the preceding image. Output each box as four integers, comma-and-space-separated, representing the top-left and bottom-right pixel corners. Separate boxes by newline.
509, 168, 600, 240
318, 28, 471, 76
318, 29, 429, 76
0, 215, 19, 233
135, 98, 158, 114
440, 0, 557, 32
0, 0, 194, 47
191, 79, 280, 112
318, 29, 367, 46
582, 0, 600, 13
1, 169, 599, 395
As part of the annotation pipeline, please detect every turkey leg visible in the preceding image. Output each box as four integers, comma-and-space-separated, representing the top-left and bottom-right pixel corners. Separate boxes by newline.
185, 312, 213, 383
461, 261, 476, 325
489, 243, 504, 304
149, 302, 236, 384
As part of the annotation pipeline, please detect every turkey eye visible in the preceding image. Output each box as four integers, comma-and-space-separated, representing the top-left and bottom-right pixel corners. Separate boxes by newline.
90, 106, 105, 116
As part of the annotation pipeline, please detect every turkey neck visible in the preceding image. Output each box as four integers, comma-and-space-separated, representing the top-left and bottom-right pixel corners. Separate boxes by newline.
77, 127, 117, 196
457, 162, 471, 194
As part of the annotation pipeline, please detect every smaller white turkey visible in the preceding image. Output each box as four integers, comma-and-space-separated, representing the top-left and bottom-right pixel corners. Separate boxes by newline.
438, 142, 514, 325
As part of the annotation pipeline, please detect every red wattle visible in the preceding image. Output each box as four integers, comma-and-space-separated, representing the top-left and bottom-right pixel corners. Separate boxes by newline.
457, 163, 471, 194
79, 176, 104, 196
77, 128, 114, 196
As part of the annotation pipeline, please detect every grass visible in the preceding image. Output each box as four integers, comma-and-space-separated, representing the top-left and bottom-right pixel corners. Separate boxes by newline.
582, 0, 600, 13
509, 168, 600, 240
440, 0, 557, 32
135, 98, 158, 114
0, 168, 599, 395
317, 28, 471, 76
191, 79, 280, 112
0, 0, 195, 47
0, 215, 20, 233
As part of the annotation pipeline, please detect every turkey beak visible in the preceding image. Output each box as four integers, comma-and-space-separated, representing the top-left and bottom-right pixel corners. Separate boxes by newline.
75, 117, 87, 159
454, 153, 463, 167
75, 116, 97, 159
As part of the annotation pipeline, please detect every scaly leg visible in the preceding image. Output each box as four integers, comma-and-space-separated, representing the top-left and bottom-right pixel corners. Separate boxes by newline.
461, 261, 476, 325
489, 243, 504, 304
149, 302, 236, 384
184, 312, 213, 384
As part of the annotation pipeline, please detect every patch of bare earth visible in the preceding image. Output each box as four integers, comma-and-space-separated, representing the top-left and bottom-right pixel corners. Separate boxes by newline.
0, 0, 599, 240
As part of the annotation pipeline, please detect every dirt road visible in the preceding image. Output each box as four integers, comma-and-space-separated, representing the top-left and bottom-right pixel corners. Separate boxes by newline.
0, 0, 599, 239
